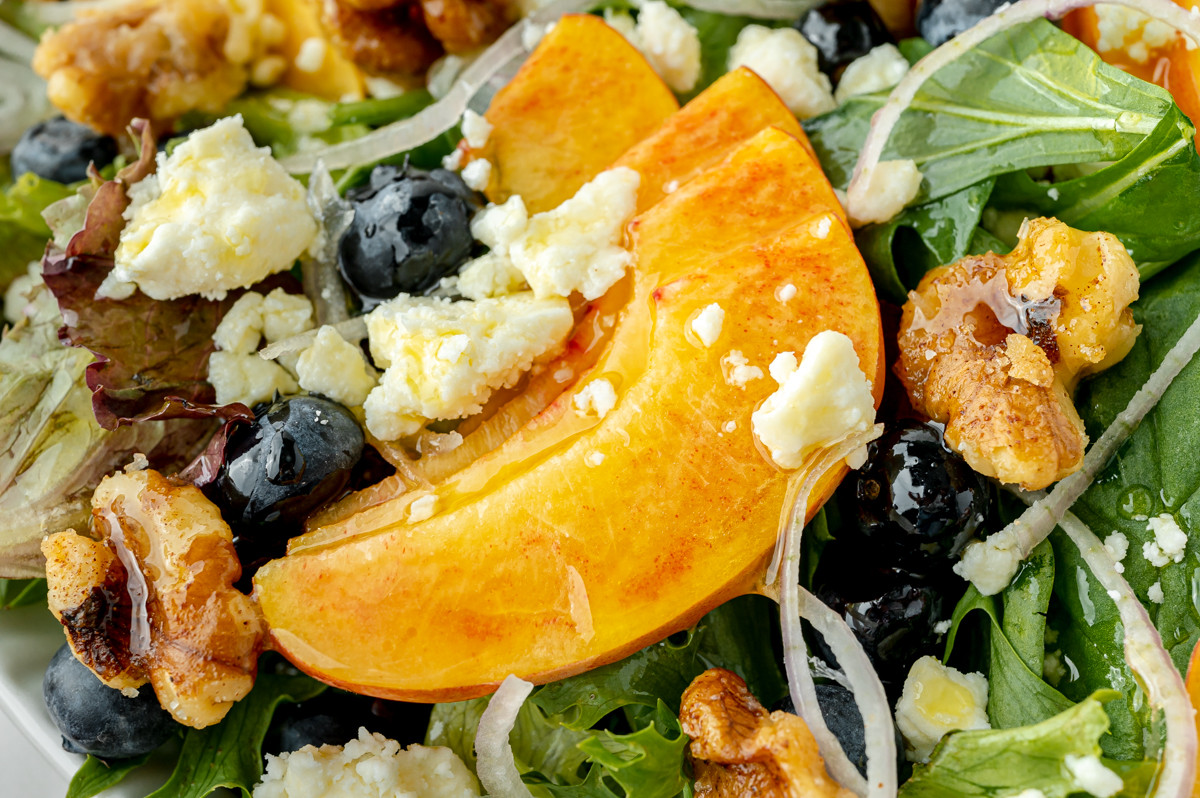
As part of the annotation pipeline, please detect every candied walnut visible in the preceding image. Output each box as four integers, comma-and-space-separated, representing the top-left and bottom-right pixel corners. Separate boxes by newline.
322, 0, 443, 77
680, 668, 855, 798
42, 469, 265, 729
32, 0, 288, 137
897, 217, 1139, 490
419, 0, 514, 54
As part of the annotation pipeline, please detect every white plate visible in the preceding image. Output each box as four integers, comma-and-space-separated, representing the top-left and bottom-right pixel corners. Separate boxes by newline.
0, 604, 180, 797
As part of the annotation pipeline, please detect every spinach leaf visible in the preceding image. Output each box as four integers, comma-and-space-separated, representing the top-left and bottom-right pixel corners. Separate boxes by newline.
0, 578, 46, 609
532, 594, 785, 729
990, 105, 1200, 279
855, 178, 995, 303
898, 692, 1125, 798
146, 673, 326, 798
66, 753, 151, 798
674, 7, 761, 103
804, 19, 1174, 200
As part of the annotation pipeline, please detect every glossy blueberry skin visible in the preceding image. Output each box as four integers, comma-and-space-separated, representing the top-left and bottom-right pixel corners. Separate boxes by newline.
11, 118, 118, 184
339, 164, 480, 304
797, 1, 893, 75
774, 684, 905, 777
213, 395, 364, 537
279, 714, 359, 752
43, 644, 176, 759
851, 420, 989, 571
916, 0, 1011, 46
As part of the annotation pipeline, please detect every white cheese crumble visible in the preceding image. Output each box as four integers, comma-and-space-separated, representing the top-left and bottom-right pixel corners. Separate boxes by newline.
442, 149, 464, 172
751, 331, 875, 470
110, 116, 317, 301
461, 110, 493, 150
1043, 650, 1067, 685
605, 2, 701, 93
835, 43, 910, 104
208, 351, 298, 407
1064, 754, 1124, 798
253, 727, 479, 798
727, 25, 835, 119
364, 293, 573, 441
1145, 513, 1187, 564
953, 527, 1023, 596
1095, 5, 1177, 62
214, 292, 267, 355
848, 159, 924, 227
574, 378, 618, 420
723, 420, 737, 433
1013, 790, 1048, 798
261, 289, 316, 344
895, 656, 990, 763
296, 326, 378, 408
1148, 581, 1165, 604
462, 158, 492, 191
776, 283, 797, 302
691, 303, 725, 347
408, 494, 437, 524
933, 619, 952, 635
721, 350, 764, 389
294, 37, 327, 73
1103, 532, 1130, 574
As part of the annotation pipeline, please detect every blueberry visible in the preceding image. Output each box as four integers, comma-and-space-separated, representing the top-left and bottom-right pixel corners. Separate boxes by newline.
797, 1, 893, 76
811, 543, 955, 696
774, 684, 906, 777
852, 421, 989, 571
43, 644, 176, 759
916, 0, 1010, 47
279, 714, 359, 752
213, 395, 364, 548
339, 164, 480, 304
11, 118, 118, 185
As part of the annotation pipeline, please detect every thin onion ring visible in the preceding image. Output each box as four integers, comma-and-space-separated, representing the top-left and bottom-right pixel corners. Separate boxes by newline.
475, 674, 536, 798
683, 0, 822, 19
845, 0, 1200, 223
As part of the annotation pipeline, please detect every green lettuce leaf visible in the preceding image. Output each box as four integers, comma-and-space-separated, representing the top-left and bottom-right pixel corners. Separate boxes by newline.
0, 577, 46, 609
570, 702, 688, 798
0, 172, 71, 290
145, 672, 325, 798
65, 753, 151, 798
898, 692, 1126, 798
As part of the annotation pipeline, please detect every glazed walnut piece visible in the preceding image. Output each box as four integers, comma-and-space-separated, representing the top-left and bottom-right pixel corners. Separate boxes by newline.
32, 0, 286, 138
680, 668, 855, 798
321, 0, 444, 77
42, 469, 265, 729
897, 217, 1140, 490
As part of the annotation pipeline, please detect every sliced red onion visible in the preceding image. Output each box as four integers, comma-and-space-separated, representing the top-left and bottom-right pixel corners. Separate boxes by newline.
259, 316, 368, 362
475, 674, 536, 798
845, 0, 1200, 224
683, 0, 822, 19
279, 0, 596, 174
775, 425, 890, 798
1007, 490, 1197, 798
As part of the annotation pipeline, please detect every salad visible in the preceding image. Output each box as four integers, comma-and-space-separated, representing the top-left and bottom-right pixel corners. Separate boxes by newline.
2, 0, 1200, 796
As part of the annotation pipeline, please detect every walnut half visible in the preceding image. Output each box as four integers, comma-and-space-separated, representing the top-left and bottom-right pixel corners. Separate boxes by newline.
896, 217, 1140, 490
42, 469, 264, 729
680, 668, 855, 798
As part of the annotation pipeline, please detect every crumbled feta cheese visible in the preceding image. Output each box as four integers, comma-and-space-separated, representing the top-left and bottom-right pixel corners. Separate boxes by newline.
442, 149, 464, 172
953, 527, 1023, 595
364, 293, 573, 440
586, 451, 606, 467
721, 350, 764, 389
1047, 187, 1061, 201
1064, 754, 1124, 798
727, 26, 835, 119
461, 158, 492, 191
261, 288, 315, 343
776, 283, 797, 303
574, 378, 618, 420
835, 43, 909, 104
253, 727, 479, 798
606, 2, 701, 92
1146, 514, 1187, 564
111, 116, 317, 301
1043, 650, 1067, 685
364, 76, 407, 99
848, 159, 923, 227
813, 215, 832, 239
1103, 532, 1130, 573
723, 420, 737, 433
1095, 5, 1177, 62
294, 37, 327, 73
458, 198, 531, 299
664, 179, 680, 194
895, 656, 990, 763
933, 619, 952, 635
208, 351, 298, 407
473, 195, 529, 251
461, 110, 493, 150
691, 303, 725, 347
214, 292, 266, 355
1147, 581, 1165, 604
408, 494, 437, 524
296, 326, 378, 408
751, 331, 875, 470
458, 253, 528, 301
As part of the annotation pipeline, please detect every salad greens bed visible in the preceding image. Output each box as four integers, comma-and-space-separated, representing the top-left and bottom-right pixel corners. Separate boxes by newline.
4, 1, 1200, 796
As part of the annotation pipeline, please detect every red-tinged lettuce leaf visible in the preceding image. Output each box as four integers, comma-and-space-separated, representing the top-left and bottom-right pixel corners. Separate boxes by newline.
64, 119, 157, 259
177, 416, 253, 488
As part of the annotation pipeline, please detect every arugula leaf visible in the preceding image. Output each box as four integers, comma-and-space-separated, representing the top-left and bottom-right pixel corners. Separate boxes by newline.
854, 179, 995, 304
532, 595, 785, 729
146, 673, 325, 798
0, 578, 46, 609
66, 753, 151, 798
804, 19, 1173, 201
898, 692, 1123, 798
990, 105, 1200, 279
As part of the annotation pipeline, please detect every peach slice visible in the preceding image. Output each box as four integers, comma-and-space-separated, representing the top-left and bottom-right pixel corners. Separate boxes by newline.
614, 67, 815, 214
253, 128, 884, 702
471, 14, 678, 213
265, 0, 365, 101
